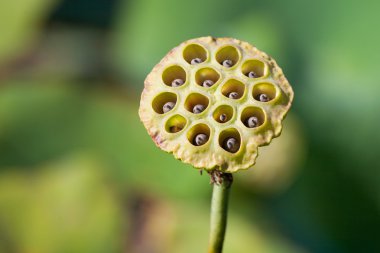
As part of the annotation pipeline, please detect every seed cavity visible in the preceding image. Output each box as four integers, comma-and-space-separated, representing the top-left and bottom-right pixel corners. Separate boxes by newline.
184, 93, 209, 114
191, 58, 202, 65
163, 102, 175, 113
241, 106, 265, 128
171, 78, 184, 87
248, 71, 257, 78
258, 93, 269, 102
165, 114, 187, 133
228, 92, 239, 99
183, 44, 208, 64
195, 67, 220, 88
152, 92, 177, 114
162, 65, 186, 87
242, 59, 266, 78
222, 59, 233, 68
221, 79, 245, 100
219, 114, 227, 122
252, 82, 276, 102
223, 137, 240, 153
187, 123, 211, 146
219, 128, 241, 153
213, 105, 233, 123
193, 104, 205, 114
246, 116, 259, 128
216, 45, 240, 68
202, 80, 214, 88
194, 133, 208, 146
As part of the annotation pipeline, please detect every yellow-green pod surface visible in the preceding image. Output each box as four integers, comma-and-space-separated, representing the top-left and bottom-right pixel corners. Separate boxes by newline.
139, 37, 293, 173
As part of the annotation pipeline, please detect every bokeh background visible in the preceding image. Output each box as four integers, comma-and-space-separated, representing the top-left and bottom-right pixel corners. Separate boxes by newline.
0, 0, 379, 252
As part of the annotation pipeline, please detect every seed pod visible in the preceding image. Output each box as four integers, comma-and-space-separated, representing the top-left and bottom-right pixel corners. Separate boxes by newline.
139, 37, 293, 173
171, 78, 184, 87
162, 102, 175, 113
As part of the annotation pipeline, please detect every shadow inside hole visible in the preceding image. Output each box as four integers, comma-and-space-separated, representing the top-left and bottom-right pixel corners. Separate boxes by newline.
213, 105, 233, 123
184, 93, 209, 113
165, 114, 187, 133
152, 92, 177, 114
219, 128, 241, 153
221, 79, 245, 99
183, 44, 208, 64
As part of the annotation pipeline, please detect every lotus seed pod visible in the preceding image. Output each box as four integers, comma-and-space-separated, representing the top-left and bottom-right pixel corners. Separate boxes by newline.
139, 37, 293, 172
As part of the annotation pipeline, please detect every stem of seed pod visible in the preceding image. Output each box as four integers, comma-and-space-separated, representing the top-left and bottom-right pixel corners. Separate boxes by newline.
208, 170, 233, 253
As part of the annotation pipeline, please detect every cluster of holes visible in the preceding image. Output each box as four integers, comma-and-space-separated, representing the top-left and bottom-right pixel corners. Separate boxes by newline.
151, 43, 280, 153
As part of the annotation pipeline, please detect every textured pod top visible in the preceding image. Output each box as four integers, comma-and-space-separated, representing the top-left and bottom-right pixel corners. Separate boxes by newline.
139, 37, 293, 173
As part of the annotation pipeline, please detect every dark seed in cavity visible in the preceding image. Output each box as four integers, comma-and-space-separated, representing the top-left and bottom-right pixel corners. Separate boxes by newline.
191, 58, 202, 65
248, 71, 257, 78
163, 102, 175, 113
258, 93, 270, 102
228, 92, 239, 99
219, 113, 227, 122
246, 116, 259, 128
222, 59, 233, 67
223, 137, 240, 153
202, 80, 214, 87
194, 134, 208, 146
193, 104, 205, 114
171, 78, 184, 87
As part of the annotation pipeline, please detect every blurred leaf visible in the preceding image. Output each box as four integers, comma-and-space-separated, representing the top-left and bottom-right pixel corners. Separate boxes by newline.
112, 0, 253, 82
0, 155, 122, 253
166, 201, 307, 253
0, 0, 58, 64
236, 113, 307, 194
0, 83, 209, 199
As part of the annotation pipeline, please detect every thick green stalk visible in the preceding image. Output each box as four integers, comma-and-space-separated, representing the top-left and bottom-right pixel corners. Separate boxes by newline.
208, 172, 233, 253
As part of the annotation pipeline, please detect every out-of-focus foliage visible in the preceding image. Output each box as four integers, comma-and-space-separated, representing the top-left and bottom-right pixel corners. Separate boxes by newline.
0, 84, 208, 199
0, 0, 58, 64
0, 156, 122, 253
236, 114, 307, 194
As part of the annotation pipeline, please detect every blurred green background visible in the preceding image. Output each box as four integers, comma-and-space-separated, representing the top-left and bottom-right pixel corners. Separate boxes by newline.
0, 0, 379, 252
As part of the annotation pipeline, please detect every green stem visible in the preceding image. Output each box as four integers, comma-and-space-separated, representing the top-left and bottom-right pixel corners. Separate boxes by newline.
208, 172, 233, 253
